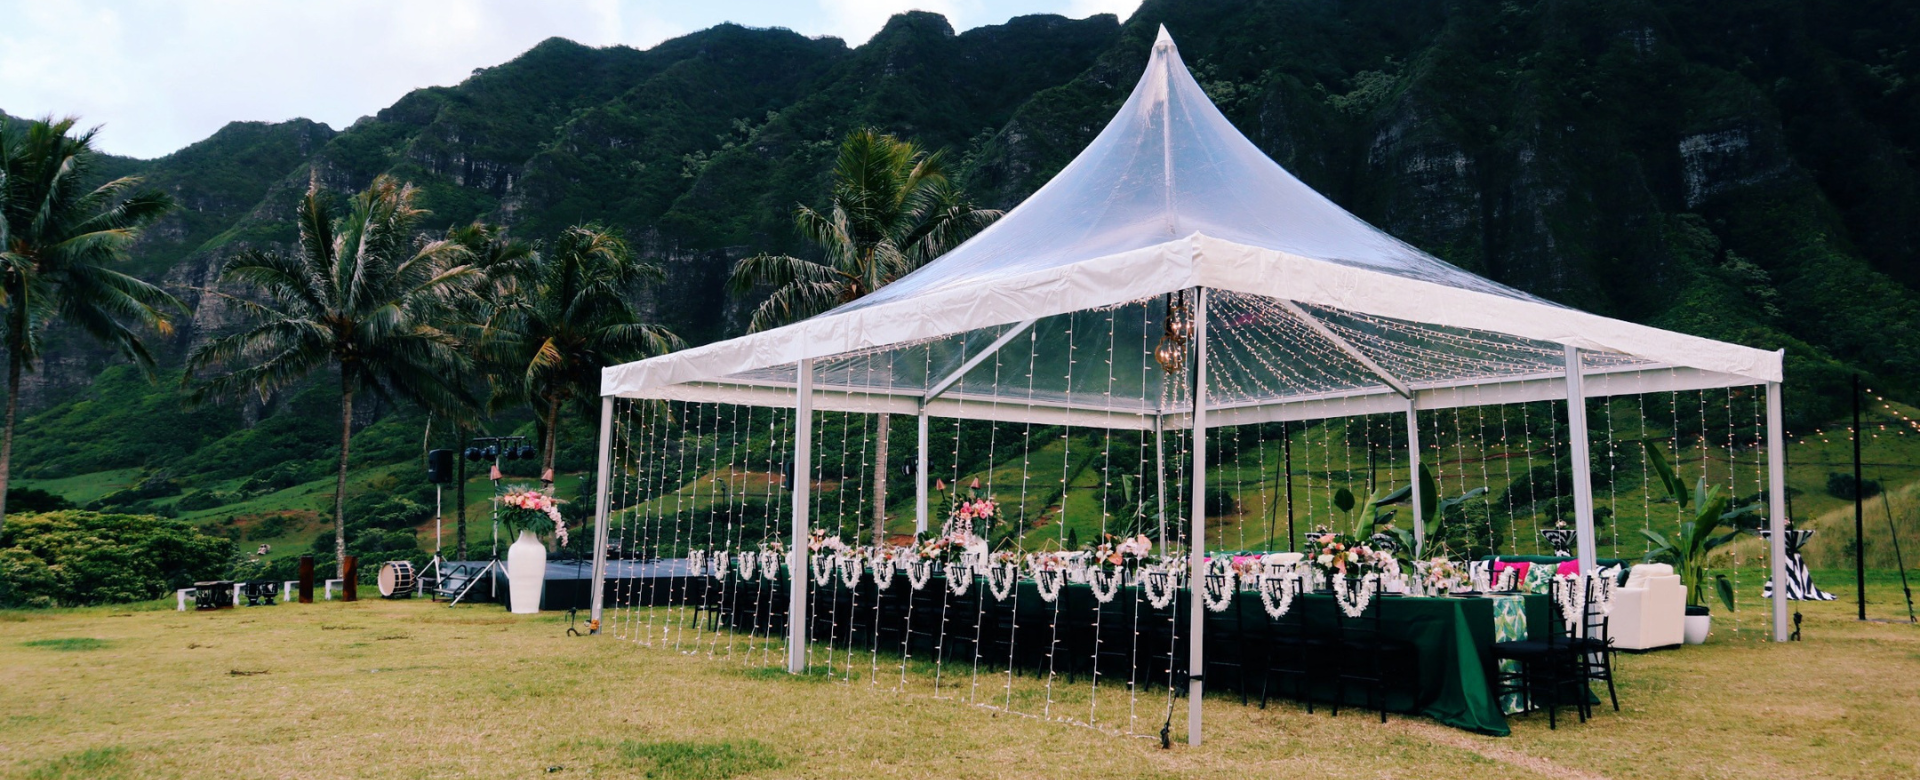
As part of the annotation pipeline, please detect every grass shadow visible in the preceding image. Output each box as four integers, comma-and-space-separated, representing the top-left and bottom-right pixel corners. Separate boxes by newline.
617, 739, 784, 779
21, 638, 110, 651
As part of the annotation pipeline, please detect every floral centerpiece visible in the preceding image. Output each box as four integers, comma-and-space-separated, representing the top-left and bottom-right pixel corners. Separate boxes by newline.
1086, 533, 1154, 573
501, 487, 567, 545
1307, 531, 1394, 579
1418, 557, 1464, 594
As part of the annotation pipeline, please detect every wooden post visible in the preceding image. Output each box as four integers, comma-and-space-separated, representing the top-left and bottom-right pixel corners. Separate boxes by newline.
341, 556, 358, 602
298, 555, 314, 604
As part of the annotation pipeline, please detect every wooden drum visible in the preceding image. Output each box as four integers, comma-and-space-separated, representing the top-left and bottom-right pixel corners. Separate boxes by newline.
378, 561, 416, 598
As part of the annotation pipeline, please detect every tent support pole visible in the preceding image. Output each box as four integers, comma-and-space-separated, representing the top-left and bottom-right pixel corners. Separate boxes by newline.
788, 359, 814, 674
915, 405, 929, 535
1187, 287, 1208, 746
1406, 398, 1424, 549
924, 319, 1037, 401
588, 396, 615, 634
1283, 301, 1411, 397
1768, 377, 1790, 641
1565, 346, 1599, 572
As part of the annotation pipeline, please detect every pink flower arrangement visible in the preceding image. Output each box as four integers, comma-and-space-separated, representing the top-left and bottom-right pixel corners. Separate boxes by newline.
501, 487, 567, 545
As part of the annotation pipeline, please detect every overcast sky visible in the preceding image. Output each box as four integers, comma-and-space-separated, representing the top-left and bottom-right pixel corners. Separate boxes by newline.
0, 0, 1142, 159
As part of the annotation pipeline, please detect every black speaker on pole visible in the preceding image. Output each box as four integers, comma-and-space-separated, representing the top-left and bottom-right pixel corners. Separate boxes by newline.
427, 449, 454, 484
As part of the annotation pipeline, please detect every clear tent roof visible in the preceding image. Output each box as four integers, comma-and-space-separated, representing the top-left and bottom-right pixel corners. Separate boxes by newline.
602, 28, 1780, 424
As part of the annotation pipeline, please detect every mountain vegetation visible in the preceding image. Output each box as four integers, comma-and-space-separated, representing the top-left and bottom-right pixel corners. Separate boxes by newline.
2, 0, 1917, 583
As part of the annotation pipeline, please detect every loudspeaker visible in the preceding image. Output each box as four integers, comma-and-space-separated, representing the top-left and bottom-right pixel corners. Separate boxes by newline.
427, 449, 454, 484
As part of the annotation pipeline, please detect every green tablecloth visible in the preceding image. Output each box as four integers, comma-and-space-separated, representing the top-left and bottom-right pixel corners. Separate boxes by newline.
1226, 591, 1553, 736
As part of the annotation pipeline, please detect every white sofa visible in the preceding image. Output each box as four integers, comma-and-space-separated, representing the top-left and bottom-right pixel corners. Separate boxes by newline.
1608, 563, 1685, 650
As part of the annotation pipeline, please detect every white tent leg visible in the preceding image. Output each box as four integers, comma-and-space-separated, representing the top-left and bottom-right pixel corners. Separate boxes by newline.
1405, 397, 1424, 550
1187, 287, 1208, 747
915, 406, 929, 535
788, 359, 815, 674
1565, 346, 1599, 572
1767, 378, 1789, 641
589, 396, 615, 633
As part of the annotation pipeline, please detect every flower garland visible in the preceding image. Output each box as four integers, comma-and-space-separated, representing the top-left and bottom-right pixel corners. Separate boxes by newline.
711, 551, 730, 580
760, 549, 783, 579
986, 561, 1020, 601
945, 564, 972, 596
1552, 575, 1588, 632
1200, 569, 1238, 613
837, 553, 863, 588
1087, 568, 1122, 604
737, 549, 758, 581
688, 549, 706, 576
905, 559, 933, 590
871, 556, 896, 591
1034, 569, 1065, 603
1257, 574, 1299, 618
1332, 572, 1380, 618
810, 553, 835, 586
1142, 567, 1178, 610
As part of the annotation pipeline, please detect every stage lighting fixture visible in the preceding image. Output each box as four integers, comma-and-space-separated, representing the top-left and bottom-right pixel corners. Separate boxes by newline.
518, 444, 536, 460
483, 445, 499, 459
464, 447, 482, 461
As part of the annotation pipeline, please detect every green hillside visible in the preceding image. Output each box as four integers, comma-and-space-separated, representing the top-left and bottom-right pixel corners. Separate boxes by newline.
6, 0, 1920, 569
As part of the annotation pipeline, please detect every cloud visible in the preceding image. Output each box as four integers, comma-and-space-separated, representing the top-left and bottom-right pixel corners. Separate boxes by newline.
0, 0, 1143, 158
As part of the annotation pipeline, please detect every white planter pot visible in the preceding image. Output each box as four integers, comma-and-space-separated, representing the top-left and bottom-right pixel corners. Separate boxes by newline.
506, 529, 547, 614
1683, 613, 1711, 645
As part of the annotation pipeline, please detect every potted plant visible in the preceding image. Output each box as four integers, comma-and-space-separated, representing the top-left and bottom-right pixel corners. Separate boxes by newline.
500, 486, 567, 614
1639, 443, 1759, 644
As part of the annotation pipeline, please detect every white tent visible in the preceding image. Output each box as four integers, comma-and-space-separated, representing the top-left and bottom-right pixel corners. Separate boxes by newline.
590, 27, 1790, 742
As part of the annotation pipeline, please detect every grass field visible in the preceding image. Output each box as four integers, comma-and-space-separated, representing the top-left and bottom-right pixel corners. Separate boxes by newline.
3, 574, 1916, 779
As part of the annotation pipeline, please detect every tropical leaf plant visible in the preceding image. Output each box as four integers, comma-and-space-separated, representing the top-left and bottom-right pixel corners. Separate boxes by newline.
1639, 441, 1760, 611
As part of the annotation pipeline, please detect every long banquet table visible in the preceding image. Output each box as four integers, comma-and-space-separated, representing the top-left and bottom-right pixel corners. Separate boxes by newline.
689, 571, 1558, 735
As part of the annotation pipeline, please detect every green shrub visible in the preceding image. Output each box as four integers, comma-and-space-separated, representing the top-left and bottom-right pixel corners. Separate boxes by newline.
0, 511, 233, 607
5, 487, 75, 513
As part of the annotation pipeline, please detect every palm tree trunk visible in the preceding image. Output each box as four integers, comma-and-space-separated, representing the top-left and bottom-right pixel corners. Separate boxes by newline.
542, 396, 560, 491
0, 355, 20, 532
335, 382, 354, 574
873, 412, 890, 545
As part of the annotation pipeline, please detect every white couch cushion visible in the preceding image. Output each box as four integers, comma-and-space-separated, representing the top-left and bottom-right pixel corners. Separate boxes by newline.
1626, 563, 1673, 588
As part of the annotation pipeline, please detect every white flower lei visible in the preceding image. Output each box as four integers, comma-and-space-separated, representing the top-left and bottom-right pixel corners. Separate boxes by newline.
736, 550, 757, 581
1552, 573, 1607, 632
711, 551, 730, 580
945, 562, 972, 595
1034, 568, 1065, 603
1332, 572, 1380, 618
1257, 574, 1299, 618
986, 562, 1020, 601
1200, 569, 1238, 613
688, 549, 706, 576
837, 553, 863, 588
1087, 568, 1122, 604
906, 559, 933, 590
760, 549, 782, 579
810, 553, 836, 586
871, 557, 896, 590
1142, 567, 1178, 610
1591, 567, 1618, 615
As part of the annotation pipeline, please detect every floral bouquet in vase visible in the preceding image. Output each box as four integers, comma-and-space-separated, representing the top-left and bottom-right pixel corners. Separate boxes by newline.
501, 487, 567, 545
938, 478, 997, 540
1087, 533, 1154, 574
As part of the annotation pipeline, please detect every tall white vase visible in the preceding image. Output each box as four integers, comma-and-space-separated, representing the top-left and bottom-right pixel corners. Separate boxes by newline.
506, 529, 546, 614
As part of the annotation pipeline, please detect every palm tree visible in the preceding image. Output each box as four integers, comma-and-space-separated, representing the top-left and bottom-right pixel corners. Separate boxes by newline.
0, 117, 182, 531
445, 222, 536, 560
473, 224, 679, 493
186, 175, 474, 572
727, 129, 1000, 544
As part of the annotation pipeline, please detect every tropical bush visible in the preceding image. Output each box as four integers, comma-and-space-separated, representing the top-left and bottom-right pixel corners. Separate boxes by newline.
0, 511, 233, 608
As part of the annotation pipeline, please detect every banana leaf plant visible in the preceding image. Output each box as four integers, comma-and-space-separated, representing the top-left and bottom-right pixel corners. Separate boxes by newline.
1377, 464, 1489, 563
1639, 441, 1761, 612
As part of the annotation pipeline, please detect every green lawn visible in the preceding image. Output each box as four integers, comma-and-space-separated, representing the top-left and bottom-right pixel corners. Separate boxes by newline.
3, 575, 1916, 779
